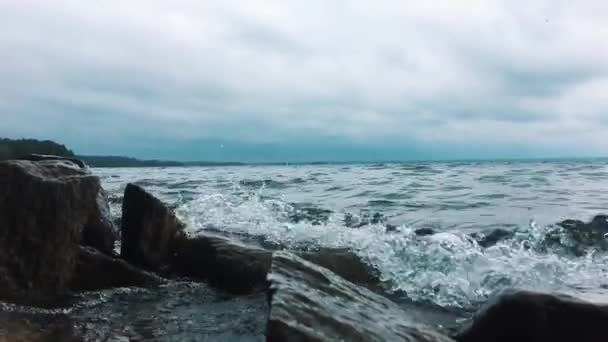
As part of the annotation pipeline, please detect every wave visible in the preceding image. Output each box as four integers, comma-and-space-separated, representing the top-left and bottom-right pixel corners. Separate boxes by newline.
175, 190, 608, 311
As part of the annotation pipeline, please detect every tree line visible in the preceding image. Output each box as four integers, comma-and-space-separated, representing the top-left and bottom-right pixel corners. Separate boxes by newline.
0, 138, 75, 160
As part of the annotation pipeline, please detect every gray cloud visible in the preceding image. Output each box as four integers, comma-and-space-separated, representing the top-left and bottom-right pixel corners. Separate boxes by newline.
1, 0, 608, 159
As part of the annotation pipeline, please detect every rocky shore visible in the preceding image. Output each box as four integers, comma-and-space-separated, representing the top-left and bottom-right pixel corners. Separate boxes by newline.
1, 155, 608, 341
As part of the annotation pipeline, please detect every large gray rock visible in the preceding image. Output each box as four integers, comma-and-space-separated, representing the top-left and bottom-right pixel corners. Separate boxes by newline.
456, 289, 608, 342
17, 154, 118, 255
0, 160, 101, 304
71, 246, 162, 292
120, 183, 186, 271
267, 251, 455, 342
171, 234, 272, 294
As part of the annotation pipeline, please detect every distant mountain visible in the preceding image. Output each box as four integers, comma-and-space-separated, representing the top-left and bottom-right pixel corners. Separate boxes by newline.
0, 138, 75, 160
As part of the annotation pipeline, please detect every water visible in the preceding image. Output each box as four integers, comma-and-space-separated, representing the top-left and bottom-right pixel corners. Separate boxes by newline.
7, 160, 608, 340
93, 161, 608, 309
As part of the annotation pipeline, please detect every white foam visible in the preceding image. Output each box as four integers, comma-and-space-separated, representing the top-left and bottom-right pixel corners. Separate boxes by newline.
177, 191, 608, 309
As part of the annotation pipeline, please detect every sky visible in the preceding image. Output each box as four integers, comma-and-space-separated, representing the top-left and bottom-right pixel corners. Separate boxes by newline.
1, 1, 608, 162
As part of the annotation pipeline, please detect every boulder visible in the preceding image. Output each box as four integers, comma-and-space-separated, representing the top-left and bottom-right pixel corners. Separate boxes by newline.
171, 234, 272, 294
120, 183, 186, 271
456, 289, 608, 342
71, 246, 162, 292
0, 160, 100, 304
267, 251, 455, 342
17, 154, 118, 255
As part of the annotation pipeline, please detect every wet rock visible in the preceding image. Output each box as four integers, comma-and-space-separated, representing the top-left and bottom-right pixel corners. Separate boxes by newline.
469, 229, 514, 248
549, 215, 608, 256
300, 248, 380, 290
267, 251, 455, 342
120, 183, 186, 271
456, 289, 608, 342
0, 160, 101, 304
71, 246, 162, 292
17, 155, 118, 255
415, 228, 437, 236
171, 234, 272, 294
0, 312, 80, 342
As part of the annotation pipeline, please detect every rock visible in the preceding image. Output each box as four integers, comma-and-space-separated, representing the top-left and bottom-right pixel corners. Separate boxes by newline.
81, 187, 118, 255
267, 251, 455, 342
415, 228, 436, 236
0, 160, 101, 304
456, 289, 608, 342
0, 312, 79, 342
551, 215, 608, 255
16, 155, 118, 255
120, 183, 186, 271
469, 228, 514, 248
19, 154, 87, 169
71, 246, 162, 292
300, 248, 379, 290
171, 234, 272, 294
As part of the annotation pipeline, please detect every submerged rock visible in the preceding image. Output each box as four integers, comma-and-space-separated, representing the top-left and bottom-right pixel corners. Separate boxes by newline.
0, 159, 102, 304
456, 289, 608, 342
71, 246, 162, 292
415, 228, 437, 236
469, 228, 514, 248
121, 183, 186, 271
539, 215, 608, 256
171, 234, 272, 294
267, 251, 455, 342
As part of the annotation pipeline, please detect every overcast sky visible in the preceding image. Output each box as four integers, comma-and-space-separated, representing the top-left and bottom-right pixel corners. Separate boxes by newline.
1, 1, 608, 161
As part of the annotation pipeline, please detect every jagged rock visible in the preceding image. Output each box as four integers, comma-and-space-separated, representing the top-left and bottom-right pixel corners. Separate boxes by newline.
543, 215, 608, 256
456, 289, 608, 342
171, 234, 272, 294
71, 246, 162, 292
470, 228, 514, 248
0, 160, 100, 304
300, 248, 379, 289
267, 251, 455, 342
120, 183, 186, 271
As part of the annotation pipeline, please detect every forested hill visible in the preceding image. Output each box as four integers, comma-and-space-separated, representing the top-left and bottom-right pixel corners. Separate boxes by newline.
0, 138, 244, 167
0, 138, 75, 160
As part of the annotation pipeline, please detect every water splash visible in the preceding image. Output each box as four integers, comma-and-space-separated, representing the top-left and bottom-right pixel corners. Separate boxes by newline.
177, 191, 608, 310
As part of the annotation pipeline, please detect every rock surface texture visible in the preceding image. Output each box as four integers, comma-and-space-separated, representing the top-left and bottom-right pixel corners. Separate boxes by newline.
456, 289, 608, 342
71, 246, 162, 292
171, 234, 272, 294
267, 251, 455, 342
0, 159, 102, 304
120, 183, 186, 271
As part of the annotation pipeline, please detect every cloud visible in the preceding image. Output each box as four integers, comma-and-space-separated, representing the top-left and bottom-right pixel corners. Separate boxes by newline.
1, 0, 607, 160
